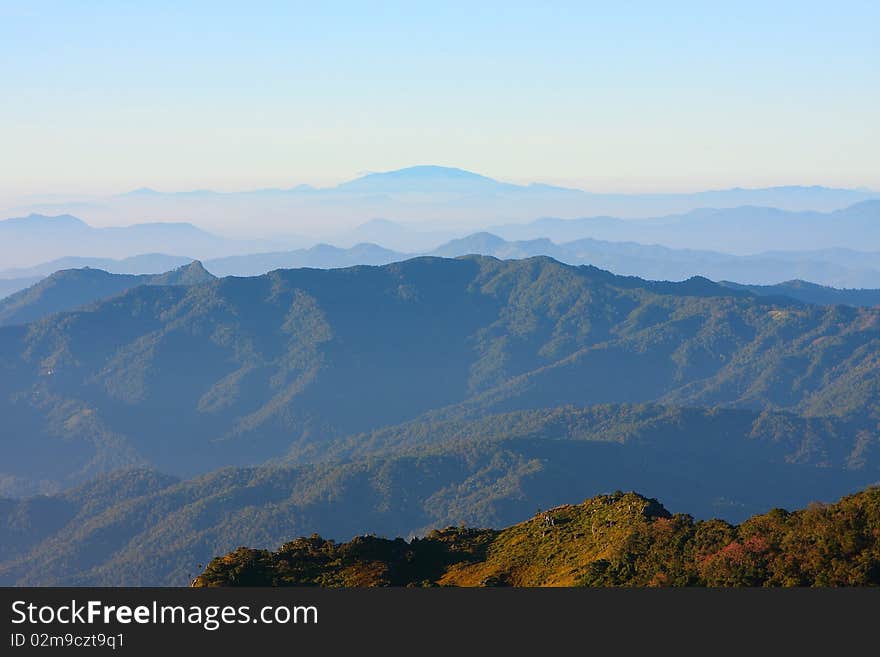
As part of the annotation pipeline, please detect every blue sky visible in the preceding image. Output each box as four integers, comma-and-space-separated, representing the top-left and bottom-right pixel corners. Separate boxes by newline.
1, 1, 878, 196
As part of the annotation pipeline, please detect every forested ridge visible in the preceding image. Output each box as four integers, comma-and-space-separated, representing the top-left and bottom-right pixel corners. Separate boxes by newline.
2, 256, 877, 493
195, 486, 880, 587
1, 256, 878, 585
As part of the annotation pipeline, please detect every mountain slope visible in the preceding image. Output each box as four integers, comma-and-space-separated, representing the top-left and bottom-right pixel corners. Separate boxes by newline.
194, 486, 880, 587
1, 256, 878, 493
0, 261, 215, 327
1, 401, 876, 586
0, 277, 42, 301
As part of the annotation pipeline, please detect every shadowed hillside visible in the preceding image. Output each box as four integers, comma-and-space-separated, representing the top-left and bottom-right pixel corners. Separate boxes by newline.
1, 403, 876, 586
2, 256, 878, 494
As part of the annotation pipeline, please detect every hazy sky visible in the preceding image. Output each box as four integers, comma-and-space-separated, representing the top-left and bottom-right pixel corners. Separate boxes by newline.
2, 1, 878, 199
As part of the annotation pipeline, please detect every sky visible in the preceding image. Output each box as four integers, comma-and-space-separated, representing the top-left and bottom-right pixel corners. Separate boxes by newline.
1, 1, 878, 200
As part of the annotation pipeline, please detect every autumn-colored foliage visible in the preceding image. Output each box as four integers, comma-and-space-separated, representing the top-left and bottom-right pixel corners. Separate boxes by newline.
194, 486, 880, 587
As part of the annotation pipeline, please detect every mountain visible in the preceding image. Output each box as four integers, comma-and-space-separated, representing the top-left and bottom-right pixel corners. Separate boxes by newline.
0, 401, 875, 585
204, 243, 405, 277
148, 261, 216, 286
335, 165, 519, 194
0, 214, 287, 269
0, 213, 90, 232
330, 218, 457, 252
429, 232, 542, 258
108, 169, 880, 211
7, 233, 877, 294
194, 486, 880, 587
491, 201, 880, 254
427, 232, 880, 290
0, 254, 195, 280
0, 254, 198, 302
2, 256, 878, 497
0, 277, 42, 301
721, 280, 880, 307
1, 255, 879, 585
0, 261, 215, 327
10, 167, 878, 239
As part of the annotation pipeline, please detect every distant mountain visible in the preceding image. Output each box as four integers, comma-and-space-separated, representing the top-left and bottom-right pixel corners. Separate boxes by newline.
428, 232, 880, 289
0, 261, 215, 327
194, 486, 880, 587
336, 165, 520, 194
8, 226, 875, 297
0, 277, 42, 301
0, 214, 286, 269
106, 168, 878, 211
0, 253, 194, 279
0, 254, 197, 302
10, 167, 878, 238
2, 256, 878, 497
756, 247, 880, 271
330, 218, 457, 252
204, 243, 405, 277
490, 201, 880, 254
431, 232, 520, 258
721, 280, 880, 307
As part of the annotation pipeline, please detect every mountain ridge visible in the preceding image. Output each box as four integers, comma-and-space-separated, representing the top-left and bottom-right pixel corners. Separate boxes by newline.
1, 396, 876, 585
194, 486, 880, 587
13, 167, 879, 237
2, 255, 878, 496
0, 213, 295, 268
0, 261, 215, 327
116, 167, 879, 199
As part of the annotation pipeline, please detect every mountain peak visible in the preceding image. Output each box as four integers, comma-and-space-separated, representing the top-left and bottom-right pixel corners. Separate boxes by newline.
192, 487, 880, 587
355, 218, 404, 230
356, 165, 494, 180
149, 260, 216, 286
122, 187, 162, 196
336, 165, 514, 193
1, 213, 90, 229
431, 232, 508, 257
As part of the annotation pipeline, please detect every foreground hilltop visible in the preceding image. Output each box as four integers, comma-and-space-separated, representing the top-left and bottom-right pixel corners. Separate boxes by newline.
194, 486, 880, 587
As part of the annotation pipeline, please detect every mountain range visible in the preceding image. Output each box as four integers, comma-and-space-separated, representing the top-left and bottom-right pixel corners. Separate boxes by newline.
0, 253, 195, 279
427, 232, 880, 290
1, 401, 876, 585
0, 214, 295, 269
2, 256, 878, 490
3, 198, 879, 288
488, 201, 880, 254
12, 166, 879, 233
1, 255, 879, 584
2, 256, 878, 337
